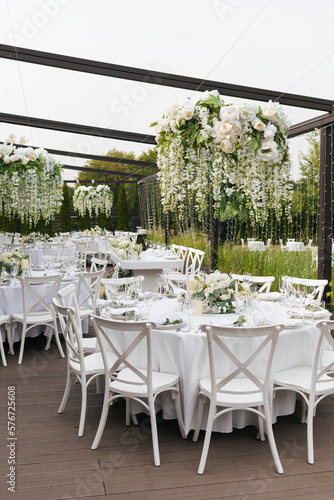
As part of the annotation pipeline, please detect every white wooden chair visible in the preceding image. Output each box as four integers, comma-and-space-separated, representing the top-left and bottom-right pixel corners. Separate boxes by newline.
52, 298, 116, 437
274, 320, 334, 464
284, 277, 328, 302
90, 257, 108, 273
90, 315, 186, 465
11, 274, 63, 364
193, 323, 284, 475
163, 248, 205, 292
74, 239, 89, 271
76, 269, 104, 320
0, 314, 11, 366
231, 274, 275, 293
101, 275, 144, 300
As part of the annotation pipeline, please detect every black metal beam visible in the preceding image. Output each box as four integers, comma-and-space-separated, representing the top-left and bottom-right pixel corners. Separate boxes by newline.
318, 125, 333, 298
12, 142, 157, 168
0, 112, 156, 144
1, 44, 333, 112
288, 112, 334, 138
61, 164, 144, 178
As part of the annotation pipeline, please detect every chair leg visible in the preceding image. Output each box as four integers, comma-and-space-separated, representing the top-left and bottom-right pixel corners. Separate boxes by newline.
258, 406, 265, 441
307, 396, 315, 464
18, 323, 27, 365
6, 323, 14, 355
148, 396, 160, 467
263, 402, 284, 474
91, 389, 111, 450
78, 374, 87, 437
197, 402, 216, 474
58, 366, 72, 414
46, 319, 65, 358
0, 336, 7, 367
192, 394, 206, 442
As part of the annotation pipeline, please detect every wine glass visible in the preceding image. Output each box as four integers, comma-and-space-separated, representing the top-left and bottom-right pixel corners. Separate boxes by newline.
144, 288, 154, 319
10, 263, 19, 286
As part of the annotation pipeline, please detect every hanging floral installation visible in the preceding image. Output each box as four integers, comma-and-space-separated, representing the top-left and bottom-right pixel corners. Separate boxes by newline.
151, 91, 292, 224
0, 143, 63, 224
73, 184, 113, 217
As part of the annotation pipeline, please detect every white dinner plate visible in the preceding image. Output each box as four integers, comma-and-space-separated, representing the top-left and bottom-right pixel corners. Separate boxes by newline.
258, 292, 282, 301
153, 321, 184, 331
163, 255, 179, 260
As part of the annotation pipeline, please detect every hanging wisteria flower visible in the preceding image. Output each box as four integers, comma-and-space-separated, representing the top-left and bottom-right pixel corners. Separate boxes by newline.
0, 143, 63, 224
73, 185, 113, 217
151, 92, 292, 224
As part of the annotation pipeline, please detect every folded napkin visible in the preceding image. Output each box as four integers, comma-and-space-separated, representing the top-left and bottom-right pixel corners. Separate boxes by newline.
152, 311, 181, 325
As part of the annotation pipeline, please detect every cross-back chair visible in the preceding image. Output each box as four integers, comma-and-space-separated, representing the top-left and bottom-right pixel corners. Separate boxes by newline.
90, 315, 186, 465
11, 274, 63, 364
193, 323, 284, 475
231, 274, 275, 293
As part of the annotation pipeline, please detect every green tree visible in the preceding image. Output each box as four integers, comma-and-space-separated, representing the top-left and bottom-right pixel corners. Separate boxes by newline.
60, 184, 73, 232
133, 183, 140, 218
117, 184, 129, 230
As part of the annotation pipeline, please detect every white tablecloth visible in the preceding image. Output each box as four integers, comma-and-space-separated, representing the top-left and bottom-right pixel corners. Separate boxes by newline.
26, 244, 76, 266
97, 297, 329, 435
286, 241, 305, 251
248, 241, 265, 251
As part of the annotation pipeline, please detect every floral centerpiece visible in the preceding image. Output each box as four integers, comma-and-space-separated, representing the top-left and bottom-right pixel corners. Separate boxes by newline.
152, 91, 291, 224
73, 185, 113, 217
111, 237, 141, 260
84, 225, 109, 236
0, 143, 63, 224
0, 250, 29, 277
193, 271, 242, 314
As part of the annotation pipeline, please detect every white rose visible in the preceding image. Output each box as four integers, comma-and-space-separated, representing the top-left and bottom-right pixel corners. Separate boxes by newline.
264, 123, 277, 139
218, 122, 233, 135
220, 138, 235, 154
238, 104, 256, 122
262, 100, 279, 121
220, 106, 237, 122
182, 107, 194, 120
252, 119, 266, 132
257, 139, 279, 162
10, 154, 20, 162
4, 155, 11, 164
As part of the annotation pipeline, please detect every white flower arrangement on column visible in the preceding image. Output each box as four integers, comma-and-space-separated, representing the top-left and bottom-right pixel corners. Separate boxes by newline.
0, 143, 63, 224
151, 91, 292, 224
73, 184, 113, 217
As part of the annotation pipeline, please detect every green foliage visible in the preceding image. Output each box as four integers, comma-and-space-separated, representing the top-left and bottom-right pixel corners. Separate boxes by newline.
76, 209, 91, 230
117, 185, 129, 230
60, 184, 73, 232
97, 210, 109, 230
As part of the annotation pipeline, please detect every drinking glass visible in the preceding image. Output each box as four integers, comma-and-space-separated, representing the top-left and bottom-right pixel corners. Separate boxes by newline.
10, 263, 19, 286
145, 288, 154, 319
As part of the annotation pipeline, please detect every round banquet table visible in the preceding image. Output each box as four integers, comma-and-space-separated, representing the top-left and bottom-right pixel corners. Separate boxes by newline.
26, 243, 76, 266
97, 295, 331, 436
0, 271, 88, 345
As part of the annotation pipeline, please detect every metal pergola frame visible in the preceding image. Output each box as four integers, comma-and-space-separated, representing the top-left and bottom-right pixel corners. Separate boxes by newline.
1, 44, 333, 294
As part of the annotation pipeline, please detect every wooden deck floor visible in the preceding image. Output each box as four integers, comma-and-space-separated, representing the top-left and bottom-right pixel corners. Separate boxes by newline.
1, 335, 334, 500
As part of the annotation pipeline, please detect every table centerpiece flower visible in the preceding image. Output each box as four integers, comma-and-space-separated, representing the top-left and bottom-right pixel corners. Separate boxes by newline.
193, 271, 243, 314
111, 237, 141, 260
0, 249, 29, 277
152, 91, 291, 224
0, 143, 63, 224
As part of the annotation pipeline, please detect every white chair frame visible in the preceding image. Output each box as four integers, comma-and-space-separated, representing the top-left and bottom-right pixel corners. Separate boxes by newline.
90, 315, 186, 465
274, 320, 334, 464
193, 323, 284, 475
284, 276, 328, 302
231, 274, 275, 293
76, 269, 104, 320
101, 275, 144, 300
11, 274, 63, 364
0, 314, 11, 366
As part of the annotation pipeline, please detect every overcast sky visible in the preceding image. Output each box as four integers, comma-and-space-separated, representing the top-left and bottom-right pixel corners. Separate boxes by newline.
0, 0, 333, 181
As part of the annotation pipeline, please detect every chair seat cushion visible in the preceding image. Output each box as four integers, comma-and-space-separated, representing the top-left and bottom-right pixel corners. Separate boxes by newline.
12, 311, 54, 324
199, 377, 264, 407
274, 366, 334, 395
110, 367, 179, 396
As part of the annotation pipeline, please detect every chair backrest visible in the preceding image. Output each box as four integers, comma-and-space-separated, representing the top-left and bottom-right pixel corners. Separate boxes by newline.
171, 245, 188, 273
56, 283, 82, 331
90, 257, 108, 273
231, 274, 275, 293
42, 242, 65, 257
76, 269, 104, 311
200, 323, 283, 404
21, 274, 62, 317
101, 275, 144, 300
184, 247, 205, 275
91, 315, 154, 392
75, 239, 89, 270
311, 321, 334, 393
284, 276, 328, 301
52, 298, 85, 368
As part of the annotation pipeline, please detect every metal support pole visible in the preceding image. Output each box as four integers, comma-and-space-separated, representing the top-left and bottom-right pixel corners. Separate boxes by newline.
318, 125, 333, 301
210, 197, 219, 270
